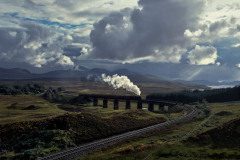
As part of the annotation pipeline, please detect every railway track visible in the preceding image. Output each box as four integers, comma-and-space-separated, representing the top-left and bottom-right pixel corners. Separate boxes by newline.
38, 105, 198, 160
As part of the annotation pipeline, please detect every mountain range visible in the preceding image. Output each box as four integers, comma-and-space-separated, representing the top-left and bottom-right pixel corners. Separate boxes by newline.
1, 67, 238, 89
0, 66, 166, 83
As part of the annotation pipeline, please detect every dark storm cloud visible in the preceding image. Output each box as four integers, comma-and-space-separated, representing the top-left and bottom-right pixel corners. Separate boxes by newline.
209, 20, 228, 33
0, 23, 74, 68
63, 45, 82, 57
90, 0, 204, 61
74, 10, 108, 18
0, 27, 22, 54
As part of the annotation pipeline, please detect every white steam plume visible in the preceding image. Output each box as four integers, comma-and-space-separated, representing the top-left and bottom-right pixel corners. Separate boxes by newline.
101, 74, 141, 96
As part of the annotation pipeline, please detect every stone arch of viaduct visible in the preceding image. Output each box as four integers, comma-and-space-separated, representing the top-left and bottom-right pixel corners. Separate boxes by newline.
77, 94, 177, 112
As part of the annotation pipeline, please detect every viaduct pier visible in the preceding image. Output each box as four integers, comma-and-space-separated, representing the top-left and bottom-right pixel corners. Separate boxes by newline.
75, 94, 177, 111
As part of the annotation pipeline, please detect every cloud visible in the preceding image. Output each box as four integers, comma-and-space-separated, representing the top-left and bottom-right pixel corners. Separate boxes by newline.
121, 45, 186, 64
181, 64, 240, 81
0, 0, 138, 35
187, 45, 218, 65
57, 55, 74, 66
90, 0, 204, 63
24, 41, 42, 50
0, 23, 75, 68
185, 0, 240, 46
0, 0, 240, 82
236, 63, 240, 68
209, 20, 228, 33
232, 43, 240, 48
27, 53, 51, 68
216, 62, 221, 66
185, 19, 240, 45
0, 0, 139, 69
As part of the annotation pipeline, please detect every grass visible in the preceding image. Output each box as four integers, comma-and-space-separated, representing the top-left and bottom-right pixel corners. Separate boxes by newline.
0, 95, 66, 124
0, 94, 168, 159
189, 101, 240, 135
0, 110, 165, 159
81, 143, 240, 160
2, 93, 239, 160
79, 101, 240, 160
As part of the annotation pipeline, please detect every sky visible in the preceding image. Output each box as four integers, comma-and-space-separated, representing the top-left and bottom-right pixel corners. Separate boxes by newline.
0, 0, 240, 82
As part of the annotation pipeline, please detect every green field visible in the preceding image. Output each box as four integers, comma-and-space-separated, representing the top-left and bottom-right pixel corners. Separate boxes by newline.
0, 95, 66, 124
0, 94, 170, 125
1, 84, 240, 160
0, 94, 169, 159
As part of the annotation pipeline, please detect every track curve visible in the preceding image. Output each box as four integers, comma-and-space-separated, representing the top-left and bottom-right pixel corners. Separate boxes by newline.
38, 105, 198, 160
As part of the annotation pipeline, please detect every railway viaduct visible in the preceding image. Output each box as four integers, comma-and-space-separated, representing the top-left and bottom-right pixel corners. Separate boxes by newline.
38, 95, 191, 160
76, 94, 177, 111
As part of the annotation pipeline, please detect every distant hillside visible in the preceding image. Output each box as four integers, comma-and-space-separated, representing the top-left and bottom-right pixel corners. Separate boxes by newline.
0, 67, 205, 92
0, 67, 169, 83
189, 79, 240, 87
147, 86, 240, 103
0, 68, 34, 79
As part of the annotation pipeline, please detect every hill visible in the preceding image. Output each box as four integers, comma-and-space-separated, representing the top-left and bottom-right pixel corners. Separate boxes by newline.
189, 118, 240, 148
0, 67, 204, 87
0, 67, 206, 96
0, 68, 34, 79
0, 110, 165, 159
